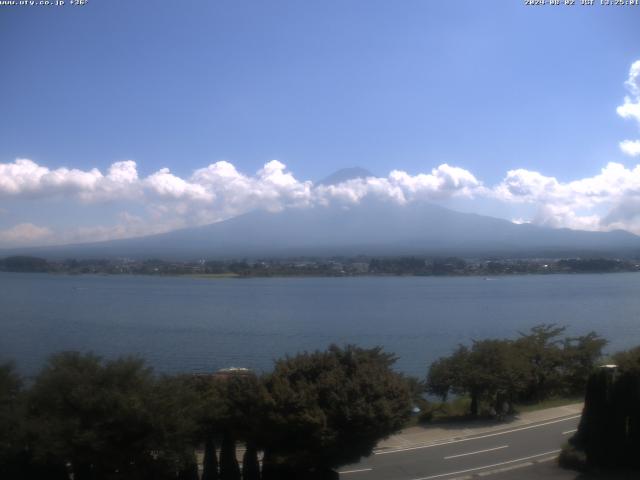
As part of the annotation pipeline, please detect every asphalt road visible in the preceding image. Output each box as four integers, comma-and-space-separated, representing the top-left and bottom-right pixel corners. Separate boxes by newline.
338, 414, 581, 480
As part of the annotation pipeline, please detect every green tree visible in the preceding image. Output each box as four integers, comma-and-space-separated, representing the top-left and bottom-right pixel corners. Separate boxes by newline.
28, 353, 156, 479
612, 345, 640, 374
0, 362, 37, 478
428, 325, 603, 414
201, 435, 219, 480
0, 362, 22, 453
219, 431, 241, 480
466, 339, 527, 415
242, 442, 260, 480
27, 352, 200, 480
561, 332, 607, 395
261, 345, 412, 476
427, 340, 527, 416
515, 324, 567, 402
189, 375, 226, 480
426, 346, 467, 402
147, 374, 204, 478
218, 372, 272, 480
572, 364, 640, 469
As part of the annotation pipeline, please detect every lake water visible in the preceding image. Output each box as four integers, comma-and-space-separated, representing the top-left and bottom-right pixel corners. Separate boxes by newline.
2, 272, 640, 378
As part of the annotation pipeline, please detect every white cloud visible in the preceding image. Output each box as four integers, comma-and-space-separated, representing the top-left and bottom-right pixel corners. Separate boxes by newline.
107, 160, 138, 184
620, 140, 640, 157
0, 223, 53, 245
389, 163, 482, 199
144, 168, 213, 202
625, 60, 640, 97
57, 212, 182, 245
493, 161, 640, 234
0, 158, 140, 201
495, 162, 640, 207
618, 60, 640, 156
0, 157, 488, 246
532, 204, 601, 232
617, 60, 640, 123
4, 156, 640, 245
617, 98, 640, 124
494, 169, 561, 203
313, 164, 482, 207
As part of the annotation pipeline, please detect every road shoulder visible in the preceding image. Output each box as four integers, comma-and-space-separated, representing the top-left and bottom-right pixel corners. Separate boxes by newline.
375, 403, 583, 453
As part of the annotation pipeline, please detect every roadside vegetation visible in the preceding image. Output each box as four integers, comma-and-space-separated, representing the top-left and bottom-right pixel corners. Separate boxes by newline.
0, 345, 412, 480
426, 325, 606, 418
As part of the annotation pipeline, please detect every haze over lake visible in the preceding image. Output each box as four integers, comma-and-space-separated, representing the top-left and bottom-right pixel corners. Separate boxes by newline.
2, 272, 640, 377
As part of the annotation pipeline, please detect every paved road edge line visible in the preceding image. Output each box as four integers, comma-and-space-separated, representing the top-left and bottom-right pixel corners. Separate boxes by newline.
409, 450, 561, 480
375, 413, 581, 455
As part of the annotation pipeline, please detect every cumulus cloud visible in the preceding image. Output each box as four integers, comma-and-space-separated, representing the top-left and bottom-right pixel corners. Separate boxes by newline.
0, 156, 488, 246
0, 158, 140, 201
191, 160, 314, 216
494, 162, 640, 233
618, 60, 640, 156
532, 205, 601, 232
620, 140, 640, 157
144, 168, 213, 202
314, 164, 482, 207
4, 156, 640, 246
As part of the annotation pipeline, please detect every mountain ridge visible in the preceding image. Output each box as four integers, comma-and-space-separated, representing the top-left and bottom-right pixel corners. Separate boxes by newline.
2, 201, 639, 260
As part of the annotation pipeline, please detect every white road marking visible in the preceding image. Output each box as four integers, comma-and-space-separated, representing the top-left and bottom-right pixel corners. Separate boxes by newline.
443, 445, 508, 460
375, 415, 580, 455
338, 468, 373, 474
409, 449, 561, 480
562, 429, 577, 435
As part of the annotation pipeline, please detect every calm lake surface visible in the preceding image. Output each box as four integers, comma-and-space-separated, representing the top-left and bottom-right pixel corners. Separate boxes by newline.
2, 272, 640, 377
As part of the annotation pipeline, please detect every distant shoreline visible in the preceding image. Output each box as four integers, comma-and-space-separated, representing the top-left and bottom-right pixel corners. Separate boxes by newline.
2, 269, 639, 280
2, 254, 639, 278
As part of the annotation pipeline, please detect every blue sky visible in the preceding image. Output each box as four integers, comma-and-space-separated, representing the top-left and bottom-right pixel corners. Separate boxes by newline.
1, 1, 640, 246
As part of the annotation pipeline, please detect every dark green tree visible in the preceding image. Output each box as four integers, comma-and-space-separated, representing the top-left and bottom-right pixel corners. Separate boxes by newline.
201, 435, 219, 480
27, 353, 157, 479
0, 362, 39, 478
572, 365, 639, 469
561, 332, 607, 395
147, 374, 204, 478
612, 346, 640, 374
27, 352, 201, 480
261, 345, 412, 475
219, 431, 241, 480
205, 371, 273, 480
242, 442, 260, 480
187, 374, 227, 480
427, 346, 466, 402
176, 452, 199, 480
428, 340, 526, 416
466, 339, 527, 415
515, 324, 567, 402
